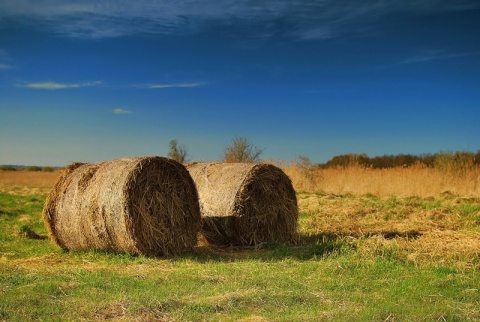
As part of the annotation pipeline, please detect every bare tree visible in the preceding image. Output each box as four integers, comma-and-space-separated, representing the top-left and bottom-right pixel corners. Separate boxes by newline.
296, 155, 314, 171
222, 136, 264, 163
295, 155, 319, 189
167, 139, 188, 163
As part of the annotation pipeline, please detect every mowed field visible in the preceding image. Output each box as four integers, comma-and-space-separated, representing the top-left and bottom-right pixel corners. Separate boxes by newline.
1, 167, 479, 321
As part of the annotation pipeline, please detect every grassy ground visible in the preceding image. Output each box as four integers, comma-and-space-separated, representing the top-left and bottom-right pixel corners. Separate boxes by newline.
1, 187, 479, 321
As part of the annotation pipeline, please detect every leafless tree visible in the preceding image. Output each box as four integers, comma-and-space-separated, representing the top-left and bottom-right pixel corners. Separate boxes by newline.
168, 139, 188, 163
222, 136, 263, 163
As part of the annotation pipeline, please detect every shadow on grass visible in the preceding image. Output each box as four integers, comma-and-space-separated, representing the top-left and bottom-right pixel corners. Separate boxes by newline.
178, 235, 348, 263
177, 229, 423, 263
27, 228, 422, 265
0, 208, 21, 217
365, 230, 422, 240
25, 230, 421, 264
19, 226, 48, 240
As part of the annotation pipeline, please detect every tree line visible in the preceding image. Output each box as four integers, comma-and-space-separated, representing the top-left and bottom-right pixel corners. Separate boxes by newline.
168, 137, 479, 170
0, 165, 57, 172
319, 151, 480, 169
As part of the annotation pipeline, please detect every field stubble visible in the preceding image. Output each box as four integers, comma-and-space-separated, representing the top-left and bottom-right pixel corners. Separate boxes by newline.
283, 164, 480, 269
297, 192, 480, 270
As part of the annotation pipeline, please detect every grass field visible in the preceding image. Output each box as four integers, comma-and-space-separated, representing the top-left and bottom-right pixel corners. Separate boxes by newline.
1, 169, 479, 321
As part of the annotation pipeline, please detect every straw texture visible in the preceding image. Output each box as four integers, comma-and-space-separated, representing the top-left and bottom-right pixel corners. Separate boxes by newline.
42, 156, 201, 256
187, 162, 298, 246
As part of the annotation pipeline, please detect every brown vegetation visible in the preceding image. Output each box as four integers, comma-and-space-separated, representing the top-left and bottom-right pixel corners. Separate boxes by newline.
320, 151, 480, 169
42, 157, 201, 256
297, 192, 480, 269
0, 170, 60, 195
283, 163, 480, 198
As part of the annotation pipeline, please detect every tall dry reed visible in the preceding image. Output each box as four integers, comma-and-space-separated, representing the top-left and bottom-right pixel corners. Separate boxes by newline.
0, 170, 61, 195
282, 163, 480, 198
0, 170, 60, 187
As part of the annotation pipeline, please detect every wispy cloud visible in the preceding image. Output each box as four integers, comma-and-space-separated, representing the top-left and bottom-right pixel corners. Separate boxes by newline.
398, 50, 480, 65
20, 80, 101, 90
18, 80, 205, 90
113, 108, 131, 114
1, 0, 479, 40
146, 82, 207, 89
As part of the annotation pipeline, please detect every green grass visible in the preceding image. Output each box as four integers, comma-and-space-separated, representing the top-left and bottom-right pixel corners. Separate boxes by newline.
0, 194, 56, 257
1, 192, 479, 321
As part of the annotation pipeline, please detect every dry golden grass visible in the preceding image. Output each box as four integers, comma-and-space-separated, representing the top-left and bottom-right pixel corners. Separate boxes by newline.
0, 170, 61, 195
283, 163, 480, 198
3, 164, 479, 198
278, 162, 479, 269
297, 192, 480, 269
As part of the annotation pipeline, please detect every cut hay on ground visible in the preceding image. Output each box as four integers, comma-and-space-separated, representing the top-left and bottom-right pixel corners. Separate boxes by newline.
187, 162, 298, 246
42, 156, 201, 256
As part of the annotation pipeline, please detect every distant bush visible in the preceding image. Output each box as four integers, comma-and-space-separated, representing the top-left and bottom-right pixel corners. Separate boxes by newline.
0, 166, 16, 171
167, 139, 189, 163
370, 154, 421, 169
475, 150, 480, 166
320, 150, 480, 170
16, 166, 56, 172
25, 166, 43, 172
433, 151, 476, 173
323, 153, 370, 168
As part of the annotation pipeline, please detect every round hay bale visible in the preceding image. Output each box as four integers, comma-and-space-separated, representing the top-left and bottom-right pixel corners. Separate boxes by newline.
186, 162, 299, 246
42, 156, 201, 256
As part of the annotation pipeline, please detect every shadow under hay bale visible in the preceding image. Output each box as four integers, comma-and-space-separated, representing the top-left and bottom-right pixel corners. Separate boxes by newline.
42, 156, 201, 256
187, 162, 299, 246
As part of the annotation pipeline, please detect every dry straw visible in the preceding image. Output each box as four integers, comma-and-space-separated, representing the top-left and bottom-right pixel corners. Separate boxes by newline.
42, 156, 201, 256
187, 162, 299, 246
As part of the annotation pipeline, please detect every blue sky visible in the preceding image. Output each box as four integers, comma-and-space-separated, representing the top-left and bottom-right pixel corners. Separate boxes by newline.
1, 0, 479, 166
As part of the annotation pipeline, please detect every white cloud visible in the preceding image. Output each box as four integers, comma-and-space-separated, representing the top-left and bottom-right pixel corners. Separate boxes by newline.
20, 80, 101, 90
1, 0, 479, 40
146, 82, 207, 89
24, 82, 77, 90
113, 108, 131, 114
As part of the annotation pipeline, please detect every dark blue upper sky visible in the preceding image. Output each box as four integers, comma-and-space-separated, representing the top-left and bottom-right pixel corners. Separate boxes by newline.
1, 0, 479, 166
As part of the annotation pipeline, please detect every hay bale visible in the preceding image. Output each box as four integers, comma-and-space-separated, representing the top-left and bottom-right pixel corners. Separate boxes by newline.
42, 156, 201, 256
187, 162, 299, 246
